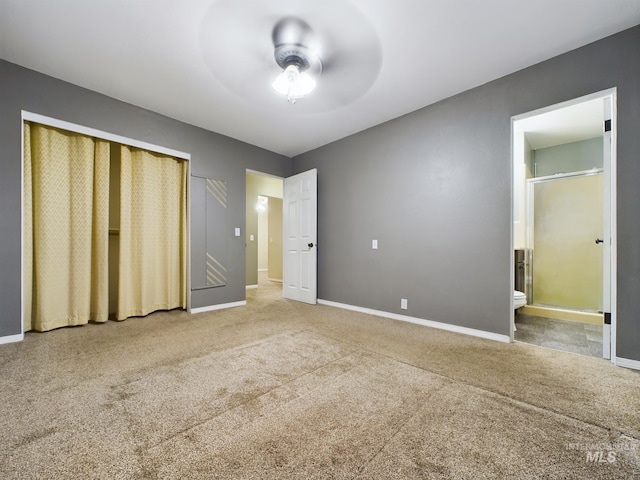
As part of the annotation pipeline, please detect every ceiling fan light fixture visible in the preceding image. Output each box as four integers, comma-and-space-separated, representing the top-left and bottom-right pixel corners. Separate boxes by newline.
272, 64, 316, 104
271, 18, 322, 105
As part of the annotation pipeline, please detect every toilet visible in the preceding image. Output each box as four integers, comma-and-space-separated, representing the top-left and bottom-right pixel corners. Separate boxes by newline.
514, 290, 527, 310
513, 290, 527, 332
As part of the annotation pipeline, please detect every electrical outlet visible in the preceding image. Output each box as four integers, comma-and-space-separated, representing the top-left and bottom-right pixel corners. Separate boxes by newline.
401, 298, 408, 310
372, 239, 378, 249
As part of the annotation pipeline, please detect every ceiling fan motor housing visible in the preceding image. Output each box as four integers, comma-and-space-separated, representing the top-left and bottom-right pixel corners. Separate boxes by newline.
274, 45, 318, 73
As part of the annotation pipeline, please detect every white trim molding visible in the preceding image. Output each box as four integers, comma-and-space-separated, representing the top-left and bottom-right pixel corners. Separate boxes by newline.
189, 301, 246, 315
245, 285, 259, 290
22, 111, 190, 160
0, 333, 24, 345
318, 299, 510, 343
614, 357, 640, 371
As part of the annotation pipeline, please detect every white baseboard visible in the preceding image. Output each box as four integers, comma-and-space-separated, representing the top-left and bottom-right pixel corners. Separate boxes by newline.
0, 333, 24, 345
190, 301, 246, 314
615, 356, 640, 371
317, 299, 510, 343
245, 285, 258, 290
267, 277, 283, 283
258, 269, 268, 272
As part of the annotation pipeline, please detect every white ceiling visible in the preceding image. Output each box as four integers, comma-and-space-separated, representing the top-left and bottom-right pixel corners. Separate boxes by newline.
1, 1, 639, 157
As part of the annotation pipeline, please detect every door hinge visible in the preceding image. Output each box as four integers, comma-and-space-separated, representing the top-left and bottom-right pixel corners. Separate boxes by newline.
604, 312, 611, 325
604, 119, 611, 132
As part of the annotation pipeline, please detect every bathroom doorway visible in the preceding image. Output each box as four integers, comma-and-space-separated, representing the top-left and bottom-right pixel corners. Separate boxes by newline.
511, 89, 616, 360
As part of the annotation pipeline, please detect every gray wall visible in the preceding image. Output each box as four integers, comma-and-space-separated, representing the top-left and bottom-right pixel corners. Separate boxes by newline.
0, 59, 291, 338
533, 137, 603, 177
3, 26, 639, 362
292, 25, 640, 361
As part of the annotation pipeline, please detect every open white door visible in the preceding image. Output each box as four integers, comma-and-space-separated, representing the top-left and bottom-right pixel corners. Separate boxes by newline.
283, 168, 317, 304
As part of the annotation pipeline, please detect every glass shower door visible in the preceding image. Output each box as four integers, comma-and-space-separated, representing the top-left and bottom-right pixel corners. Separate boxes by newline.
531, 172, 603, 311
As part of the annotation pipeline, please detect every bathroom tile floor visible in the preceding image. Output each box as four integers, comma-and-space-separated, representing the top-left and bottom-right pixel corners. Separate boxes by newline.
514, 313, 603, 358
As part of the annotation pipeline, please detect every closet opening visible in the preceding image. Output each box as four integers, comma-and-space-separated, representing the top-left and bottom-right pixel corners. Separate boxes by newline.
22, 112, 191, 334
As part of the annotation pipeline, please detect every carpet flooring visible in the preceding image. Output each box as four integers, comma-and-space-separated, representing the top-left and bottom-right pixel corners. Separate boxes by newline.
1, 279, 638, 479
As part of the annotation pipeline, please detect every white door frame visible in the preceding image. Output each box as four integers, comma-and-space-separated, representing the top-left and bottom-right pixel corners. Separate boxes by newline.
510, 88, 617, 363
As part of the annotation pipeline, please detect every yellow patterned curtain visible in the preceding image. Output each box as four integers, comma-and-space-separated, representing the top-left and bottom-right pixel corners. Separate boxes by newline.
23, 122, 110, 332
117, 146, 187, 320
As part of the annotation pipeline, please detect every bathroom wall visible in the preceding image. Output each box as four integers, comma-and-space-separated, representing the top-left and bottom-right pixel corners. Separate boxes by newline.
524, 139, 534, 178
534, 137, 603, 177
514, 136, 534, 250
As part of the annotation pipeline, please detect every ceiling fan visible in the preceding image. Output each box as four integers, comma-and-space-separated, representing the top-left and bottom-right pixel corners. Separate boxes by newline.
271, 16, 323, 104
199, 0, 381, 112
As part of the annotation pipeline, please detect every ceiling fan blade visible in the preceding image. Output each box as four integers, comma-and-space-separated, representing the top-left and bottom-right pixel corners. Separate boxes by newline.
311, 23, 382, 107
272, 16, 314, 48
316, 57, 381, 107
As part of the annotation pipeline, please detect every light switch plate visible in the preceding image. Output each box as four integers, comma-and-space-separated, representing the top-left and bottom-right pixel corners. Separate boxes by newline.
372, 239, 378, 249
250, 234, 254, 241
234, 227, 241, 237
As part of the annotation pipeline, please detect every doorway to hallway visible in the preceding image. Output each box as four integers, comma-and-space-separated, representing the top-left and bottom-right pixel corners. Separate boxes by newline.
246, 170, 284, 296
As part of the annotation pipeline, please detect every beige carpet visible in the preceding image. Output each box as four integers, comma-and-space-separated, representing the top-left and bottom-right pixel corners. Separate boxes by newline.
1, 279, 639, 479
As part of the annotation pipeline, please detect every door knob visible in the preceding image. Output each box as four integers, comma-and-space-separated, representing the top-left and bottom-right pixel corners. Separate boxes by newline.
595, 238, 604, 244
308, 242, 314, 248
